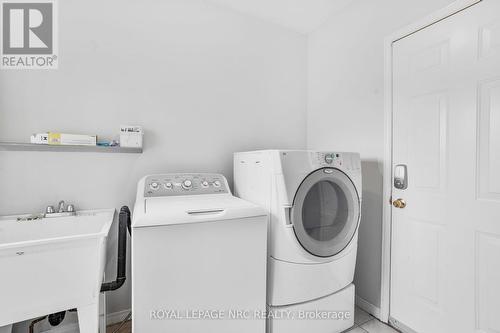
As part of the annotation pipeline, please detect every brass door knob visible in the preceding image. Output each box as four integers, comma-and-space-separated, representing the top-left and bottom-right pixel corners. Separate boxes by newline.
393, 198, 406, 209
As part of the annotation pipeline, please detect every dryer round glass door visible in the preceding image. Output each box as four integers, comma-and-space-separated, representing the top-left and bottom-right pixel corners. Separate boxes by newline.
291, 168, 360, 257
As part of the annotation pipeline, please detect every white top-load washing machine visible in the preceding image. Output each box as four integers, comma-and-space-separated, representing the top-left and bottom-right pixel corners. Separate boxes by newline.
234, 150, 362, 333
132, 173, 268, 333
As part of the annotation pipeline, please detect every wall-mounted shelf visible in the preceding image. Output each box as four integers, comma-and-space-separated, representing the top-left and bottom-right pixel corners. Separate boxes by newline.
0, 142, 143, 154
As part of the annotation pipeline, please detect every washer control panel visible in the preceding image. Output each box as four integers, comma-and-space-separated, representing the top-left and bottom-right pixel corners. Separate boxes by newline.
144, 173, 229, 197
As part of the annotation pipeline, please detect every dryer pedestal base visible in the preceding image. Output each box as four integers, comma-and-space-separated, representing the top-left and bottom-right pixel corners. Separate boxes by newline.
267, 284, 354, 333
268, 240, 357, 306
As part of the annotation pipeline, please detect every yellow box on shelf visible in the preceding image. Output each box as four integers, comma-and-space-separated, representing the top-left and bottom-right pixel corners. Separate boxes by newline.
48, 133, 97, 146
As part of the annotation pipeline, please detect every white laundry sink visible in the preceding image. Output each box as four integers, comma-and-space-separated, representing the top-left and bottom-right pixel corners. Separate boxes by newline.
0, 209, 115, 333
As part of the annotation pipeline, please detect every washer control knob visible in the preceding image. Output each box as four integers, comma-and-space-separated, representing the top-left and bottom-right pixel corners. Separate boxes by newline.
182, 180, 192, 190
201, 181, 209, 188
150, 182, 160, 190
213, 180, 221, 188
324, 154, 334, 164
164, 182, 173, 189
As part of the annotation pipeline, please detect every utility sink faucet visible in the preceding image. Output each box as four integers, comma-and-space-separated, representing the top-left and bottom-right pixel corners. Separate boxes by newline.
45, 200, 76, 218
57, 200, 65, 213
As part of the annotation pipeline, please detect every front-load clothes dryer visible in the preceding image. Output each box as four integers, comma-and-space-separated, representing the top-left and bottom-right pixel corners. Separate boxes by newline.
132, 173, 268, 333
234, 150, 362, 333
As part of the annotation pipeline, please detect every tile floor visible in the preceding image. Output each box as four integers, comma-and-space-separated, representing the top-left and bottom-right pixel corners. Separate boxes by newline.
346, 306, 400, 333
106, 320, 131, 333
105, 307, 399, 333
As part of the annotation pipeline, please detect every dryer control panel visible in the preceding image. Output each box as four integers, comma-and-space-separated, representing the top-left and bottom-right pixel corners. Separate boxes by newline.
144, 173, 229, 197
314, 151, 344, 168
312, 151, 361, 171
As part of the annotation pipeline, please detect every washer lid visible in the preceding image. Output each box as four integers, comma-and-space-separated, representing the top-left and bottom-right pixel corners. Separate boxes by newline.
133, 195, 266, 228
291, 168, 360, 257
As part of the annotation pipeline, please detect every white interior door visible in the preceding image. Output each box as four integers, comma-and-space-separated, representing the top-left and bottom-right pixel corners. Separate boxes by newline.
390, 1, 500, 332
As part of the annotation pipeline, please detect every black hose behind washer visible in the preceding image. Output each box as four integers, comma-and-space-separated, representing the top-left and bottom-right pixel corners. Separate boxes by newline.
101, 206, 131, 292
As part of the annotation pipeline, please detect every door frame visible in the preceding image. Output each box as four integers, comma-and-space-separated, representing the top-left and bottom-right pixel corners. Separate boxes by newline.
380, 0, 483, 323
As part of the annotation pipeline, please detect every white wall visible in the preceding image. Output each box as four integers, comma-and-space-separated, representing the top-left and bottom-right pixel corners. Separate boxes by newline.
0, 0, 306, 325
307, 0, 455, 310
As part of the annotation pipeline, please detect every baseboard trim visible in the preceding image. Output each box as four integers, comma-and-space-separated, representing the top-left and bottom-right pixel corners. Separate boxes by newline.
355, 296, 382, 321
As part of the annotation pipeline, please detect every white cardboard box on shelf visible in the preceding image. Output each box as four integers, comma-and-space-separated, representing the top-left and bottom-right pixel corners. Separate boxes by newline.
30, 133, 49, 144
120, 125, 143, 148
